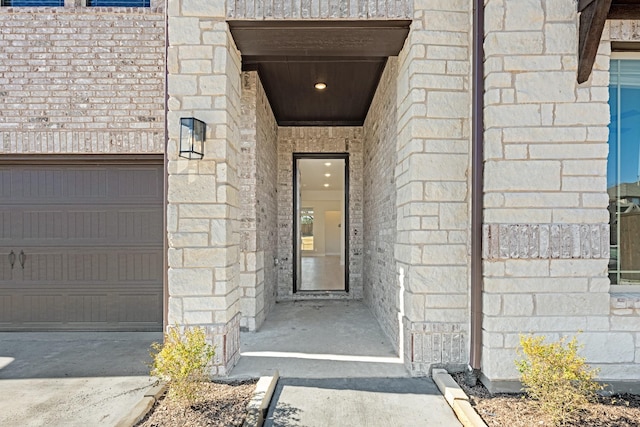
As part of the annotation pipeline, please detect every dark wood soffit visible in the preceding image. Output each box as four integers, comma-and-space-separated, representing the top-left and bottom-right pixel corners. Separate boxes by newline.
609, 0, 640, 19
228, 20, 411, 57
228, 21, 409, 126
578, 0, 640, 83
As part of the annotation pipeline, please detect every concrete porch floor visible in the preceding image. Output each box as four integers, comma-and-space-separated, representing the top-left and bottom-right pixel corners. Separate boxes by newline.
229, 300, 408, 379
230, 300, 462, 426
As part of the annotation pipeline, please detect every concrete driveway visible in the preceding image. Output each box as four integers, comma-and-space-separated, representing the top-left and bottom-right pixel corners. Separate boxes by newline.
0, 332, 162, 427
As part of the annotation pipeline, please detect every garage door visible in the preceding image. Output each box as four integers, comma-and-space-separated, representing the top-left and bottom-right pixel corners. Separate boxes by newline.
0, 158, 164, 331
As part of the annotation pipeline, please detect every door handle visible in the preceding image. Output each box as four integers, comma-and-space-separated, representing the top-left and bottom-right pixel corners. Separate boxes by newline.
19, 250, 26, 269
8, 250, 16, 269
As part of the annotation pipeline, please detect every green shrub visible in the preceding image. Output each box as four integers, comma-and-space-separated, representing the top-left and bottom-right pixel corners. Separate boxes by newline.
515, 334, 602, 426
150, 326, 216, 405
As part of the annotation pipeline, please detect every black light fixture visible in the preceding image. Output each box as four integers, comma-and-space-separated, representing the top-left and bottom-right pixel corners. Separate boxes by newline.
179, 117, 205, 159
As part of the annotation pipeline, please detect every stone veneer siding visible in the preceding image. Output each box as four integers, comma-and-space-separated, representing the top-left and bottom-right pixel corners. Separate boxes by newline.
482, 0, 639, 389
239, 71, 278, 331
277, 127, 364, 299
394, 0, 472, 372
0, 2, 165, 154
363, 58, 400, 349
166, 0, 243, 375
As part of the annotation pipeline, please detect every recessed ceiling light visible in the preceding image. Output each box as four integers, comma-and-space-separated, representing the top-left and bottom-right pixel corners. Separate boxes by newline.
323, 183, 330, 187
324, 162, 331, 166
315, 82, 327, 90
324, 173, 331, 177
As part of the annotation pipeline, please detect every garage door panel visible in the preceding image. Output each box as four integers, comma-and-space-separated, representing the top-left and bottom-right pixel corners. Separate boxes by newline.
118, 293, 162, 323
22, 294, 65, 323
0, 295, 13, 324
117, 251, 163, 282
21, 252, 65, 282
115, 167, 163, 200
66, 294, 109, 323
0, 160, 164, 331
115, 209, 163, 243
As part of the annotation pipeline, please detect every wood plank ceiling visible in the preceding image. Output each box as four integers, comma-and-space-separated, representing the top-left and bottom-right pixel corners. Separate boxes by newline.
228, 21, 410, 126
578, 0, 640, 83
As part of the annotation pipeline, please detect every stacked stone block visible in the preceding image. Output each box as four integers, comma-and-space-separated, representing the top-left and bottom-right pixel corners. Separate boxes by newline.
482, 0, 640, 388
239, 71, 278, 331
0, 3, 165, 154
166, 0, 242, 375
394, 0, 472, 372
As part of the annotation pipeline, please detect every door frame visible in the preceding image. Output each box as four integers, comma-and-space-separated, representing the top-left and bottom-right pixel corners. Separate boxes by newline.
292, 152, 350, 293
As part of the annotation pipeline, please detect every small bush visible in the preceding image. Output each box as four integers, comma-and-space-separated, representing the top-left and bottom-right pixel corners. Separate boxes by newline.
515, 334, 602, 426
150, 326, 216, 405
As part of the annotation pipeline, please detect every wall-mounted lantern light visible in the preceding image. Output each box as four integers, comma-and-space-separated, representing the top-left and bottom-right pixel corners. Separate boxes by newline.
179, 117, 205, 159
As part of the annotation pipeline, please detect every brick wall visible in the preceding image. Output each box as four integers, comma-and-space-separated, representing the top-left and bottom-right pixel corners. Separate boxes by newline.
239, 71, 278, 331
0, 4, 165, 154
363, 57, 400, 349
227, 0, 412, 19
277, 127, 364, 299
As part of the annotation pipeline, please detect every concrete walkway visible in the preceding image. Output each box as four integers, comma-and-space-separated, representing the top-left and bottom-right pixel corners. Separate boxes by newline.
0, 332, 161, 427
231, 300, 461, 426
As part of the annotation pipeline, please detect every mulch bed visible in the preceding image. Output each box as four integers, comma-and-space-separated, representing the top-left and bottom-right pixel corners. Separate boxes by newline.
452, 373, 640, 427
136, 379, 257, 427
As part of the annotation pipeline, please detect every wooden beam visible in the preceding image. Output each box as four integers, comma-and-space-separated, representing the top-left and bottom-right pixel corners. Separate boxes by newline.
609, 3, 640, 19
579, 0, 597, 11
578, 0, 613, 84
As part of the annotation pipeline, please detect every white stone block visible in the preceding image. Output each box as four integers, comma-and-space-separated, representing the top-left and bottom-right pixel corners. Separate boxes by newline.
439, 202, 468, 230
561, 176, 607, 192
502, 294, 534, 316
410, 266, 469, 294
504, 55, 562, 71
426, 91, 469, 119
554, 103, 609, 126
183, 248, 228, 267
485, 32, 544, 55
483, 277, 588, 293
581, 333, 635, 363
502, 192, 579, 208
485, 104, 541, 128
168, 74, 198, 96
409, 153, 468, 181
200, 75, 227, 96
168, 175, 217, 203
183, 296, 228, 311
169, 232, 209, 247
483, 293, 502, 316
549, 259, 608, 277
168, 268, 214, 296
536, 294, 610, 316
181, 204, 227, 218
505, 259, 550, 277
184, 311, 213, 324
505, 0, 543, 31
181, 0, 225, 17
168, 17, 201, 45
515, 71, 576, 103
484, 160, 560, 191
562, 159, 606, 176
421, 244, 467, 265
544, 22, 576, 54
503, 127, 586, 143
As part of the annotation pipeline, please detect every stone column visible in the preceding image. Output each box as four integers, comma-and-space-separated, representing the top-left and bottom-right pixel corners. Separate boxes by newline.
166, 0, 242, 375
395, 1, 473, 374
